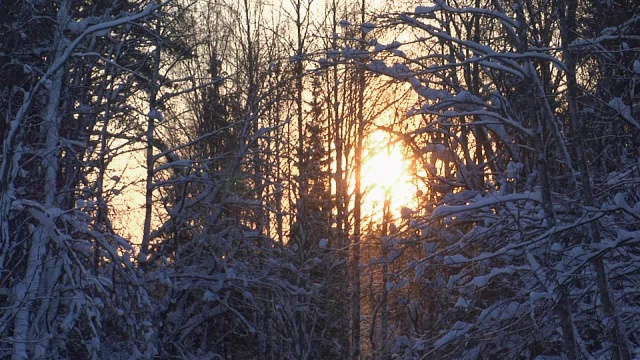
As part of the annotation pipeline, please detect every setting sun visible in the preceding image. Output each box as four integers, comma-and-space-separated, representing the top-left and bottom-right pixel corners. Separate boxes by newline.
361, 130, 416, 218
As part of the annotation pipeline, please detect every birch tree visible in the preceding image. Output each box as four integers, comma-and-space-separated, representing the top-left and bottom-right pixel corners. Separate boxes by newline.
0, 0, 172, 358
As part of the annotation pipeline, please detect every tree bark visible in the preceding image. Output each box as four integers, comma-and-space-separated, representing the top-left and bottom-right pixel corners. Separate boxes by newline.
140, 42, 162, 263
557, 0, 630, 358
12, 2, 70, 358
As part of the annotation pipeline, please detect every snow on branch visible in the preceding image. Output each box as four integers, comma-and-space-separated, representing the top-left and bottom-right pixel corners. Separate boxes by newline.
431, 191, 542, 220
607, 97, 640, 130
45, 0, 169, 83
398, 11, 567, 74
420, 108, 535, 138
412, 0, 519, 28
409, 0, 522, 49
1, 1, 170, 185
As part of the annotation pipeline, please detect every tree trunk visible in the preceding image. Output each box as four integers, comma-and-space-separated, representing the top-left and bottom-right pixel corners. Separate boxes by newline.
12, 2, 70, 358
557, 0, 630, 358
140, 42, 162, 263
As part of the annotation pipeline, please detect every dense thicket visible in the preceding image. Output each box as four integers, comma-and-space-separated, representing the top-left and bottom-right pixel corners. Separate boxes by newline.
0, 0, 638, 359
366, 0, 640, 358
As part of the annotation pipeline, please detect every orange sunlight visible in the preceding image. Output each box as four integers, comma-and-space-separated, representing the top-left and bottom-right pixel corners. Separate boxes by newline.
361, 130, 416, 219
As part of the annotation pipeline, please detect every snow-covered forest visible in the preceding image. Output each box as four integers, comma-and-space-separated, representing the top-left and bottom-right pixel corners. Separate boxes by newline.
1, 0, 639, 358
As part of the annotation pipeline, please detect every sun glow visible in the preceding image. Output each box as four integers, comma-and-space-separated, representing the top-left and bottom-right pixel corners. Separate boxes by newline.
361, 130, 416, 219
